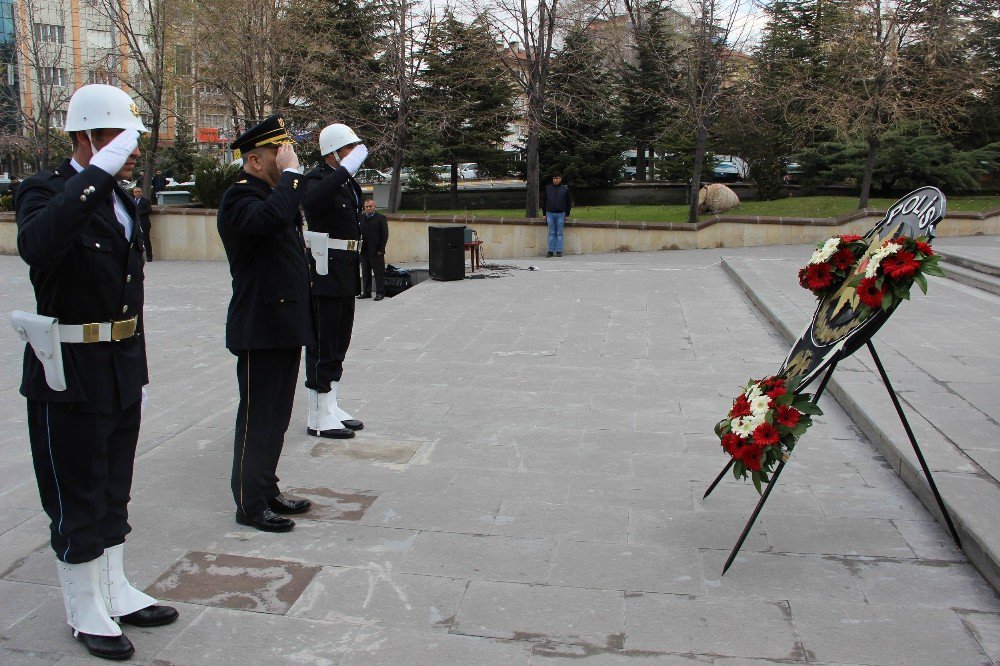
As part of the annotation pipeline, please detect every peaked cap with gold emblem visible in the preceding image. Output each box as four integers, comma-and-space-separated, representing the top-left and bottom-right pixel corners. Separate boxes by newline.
230, 115, 296, 159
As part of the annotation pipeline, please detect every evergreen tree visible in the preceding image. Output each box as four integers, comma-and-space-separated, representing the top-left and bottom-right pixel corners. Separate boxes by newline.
959, 1, 1000, 148
538, 26, 627, 189
158, 116, 197, 182
619, 0, 681, 181
410, 11, 516, 208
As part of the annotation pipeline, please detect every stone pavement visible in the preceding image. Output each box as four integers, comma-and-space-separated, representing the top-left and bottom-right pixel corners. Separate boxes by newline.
0, 238, 999, 665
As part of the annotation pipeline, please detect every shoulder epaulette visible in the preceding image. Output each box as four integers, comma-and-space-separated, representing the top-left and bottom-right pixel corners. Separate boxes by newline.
236, 179, 248, 184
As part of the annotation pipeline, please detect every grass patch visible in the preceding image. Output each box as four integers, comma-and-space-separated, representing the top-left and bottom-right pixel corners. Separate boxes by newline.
402, 195, 1000, 224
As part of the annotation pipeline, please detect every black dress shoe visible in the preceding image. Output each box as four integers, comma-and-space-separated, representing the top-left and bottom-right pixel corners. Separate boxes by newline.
75, 631, 135, 661
357, 293, 372, 299
118, 605, 179, 628
341, 419, 364, 430
267, 494, 312, 515
373, 294, 384, 301
307, 426, 355, 439
235, 508, 294, 532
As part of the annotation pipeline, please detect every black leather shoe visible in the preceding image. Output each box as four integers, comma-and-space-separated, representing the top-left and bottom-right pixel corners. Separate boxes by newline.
556, 251, 562, 257
235, 508, 294, 532
267, 494, 312, 515
357, 293, 372, 299
118, 604, 179, 628
307, 426, 355, 439
373, 294, 384, 301
75, 631, 135, 660
341, 419, 364, 431
546, 252, 553, 257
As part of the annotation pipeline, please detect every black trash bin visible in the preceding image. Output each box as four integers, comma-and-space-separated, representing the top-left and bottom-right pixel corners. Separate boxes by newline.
428, 225, 465, 281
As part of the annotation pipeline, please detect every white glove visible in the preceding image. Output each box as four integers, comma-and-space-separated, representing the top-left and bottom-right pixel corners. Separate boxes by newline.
89, 129, 140, 177
339, 144, 368, 176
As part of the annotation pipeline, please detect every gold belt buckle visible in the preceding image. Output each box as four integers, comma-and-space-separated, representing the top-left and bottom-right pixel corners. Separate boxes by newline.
347, 240, 359, 252
111, 317, 137, 341
82, 323, 100, 343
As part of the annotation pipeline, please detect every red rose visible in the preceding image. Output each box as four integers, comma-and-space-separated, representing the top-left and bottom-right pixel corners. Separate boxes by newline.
776, 404, 800, 428
803, 263, 834, 291
831, 247, 857, 271
752, 422, 780, 446
839, 234, 862, 243
857, 276, 886, 308
730, 394, 752, 418
915, 241, 933, 256
881, 250, 920, 281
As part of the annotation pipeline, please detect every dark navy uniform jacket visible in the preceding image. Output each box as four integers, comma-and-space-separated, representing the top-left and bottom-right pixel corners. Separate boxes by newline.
301, 162, 362, 297
217, 169, 316, 352
16, 159, 148, 413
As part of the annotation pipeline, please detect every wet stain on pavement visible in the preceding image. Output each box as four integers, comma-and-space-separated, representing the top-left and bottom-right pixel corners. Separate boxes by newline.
287, 487, 378, 522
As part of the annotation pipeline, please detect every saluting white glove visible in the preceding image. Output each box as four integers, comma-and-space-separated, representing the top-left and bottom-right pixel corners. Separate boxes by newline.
89, 129, 140, 177
339, 144, 368, 176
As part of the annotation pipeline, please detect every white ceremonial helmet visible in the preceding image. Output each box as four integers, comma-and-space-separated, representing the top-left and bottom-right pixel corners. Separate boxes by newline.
319, 123, 361, 156
64, 84, 148, 133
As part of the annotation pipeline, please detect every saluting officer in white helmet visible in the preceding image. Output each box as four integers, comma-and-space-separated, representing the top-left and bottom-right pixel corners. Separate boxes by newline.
12, 84, 178, 661
301, 123, 369, 438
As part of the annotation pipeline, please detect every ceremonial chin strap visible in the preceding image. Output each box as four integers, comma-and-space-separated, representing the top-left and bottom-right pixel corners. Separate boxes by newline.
86, 130, 96, 156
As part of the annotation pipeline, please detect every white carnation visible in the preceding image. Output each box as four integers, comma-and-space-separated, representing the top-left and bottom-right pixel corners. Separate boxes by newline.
809, 238, 841, 265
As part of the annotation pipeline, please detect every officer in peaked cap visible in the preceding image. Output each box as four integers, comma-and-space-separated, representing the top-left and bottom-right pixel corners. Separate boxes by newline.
301, 123, 370, 439
13, 83, 178, 661
217, 115, 316, 533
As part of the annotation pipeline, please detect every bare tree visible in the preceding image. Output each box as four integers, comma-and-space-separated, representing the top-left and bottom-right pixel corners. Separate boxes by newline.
11, 0, 74, 170
810, 0, 974, 208
93, 0, 175, 194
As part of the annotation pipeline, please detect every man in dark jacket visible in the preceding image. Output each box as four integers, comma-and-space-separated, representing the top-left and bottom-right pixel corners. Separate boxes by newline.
13, 83, 177, 661
541, 171, 572, 257
132, 186, 153, 261
301, 123, 369, 439
217, 115, 316, 533
359, 198, 389, 300
151, 170, 167, 193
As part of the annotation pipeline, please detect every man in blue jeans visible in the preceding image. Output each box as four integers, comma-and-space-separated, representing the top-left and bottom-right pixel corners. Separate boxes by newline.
541, 171, 571, 257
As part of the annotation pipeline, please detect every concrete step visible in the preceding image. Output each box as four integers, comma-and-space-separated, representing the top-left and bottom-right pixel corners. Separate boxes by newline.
937, 251, 1000, 278
939, 261, 1000, 296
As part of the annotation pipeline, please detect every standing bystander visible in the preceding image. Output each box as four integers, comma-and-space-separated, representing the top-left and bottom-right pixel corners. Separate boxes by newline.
133, 186, 153, 261
359, 198, 389, 300
541, 171, 571, 257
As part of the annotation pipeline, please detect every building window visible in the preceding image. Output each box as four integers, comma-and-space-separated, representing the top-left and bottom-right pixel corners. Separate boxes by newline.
200, 113, 224, 129
34, 23, 65, 44
174, 45, 191, 76
51, 109, 67, 126
40, 67, 68, 87
175, 88, 192, 115
86, 30, 112, 49
88, 69, 114, 85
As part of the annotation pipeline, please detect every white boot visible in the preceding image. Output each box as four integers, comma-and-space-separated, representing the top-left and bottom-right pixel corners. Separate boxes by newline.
308, 388, 349, 434
56, 557, 122, 637
100, 544, 158, 618
328, 381, 357, 423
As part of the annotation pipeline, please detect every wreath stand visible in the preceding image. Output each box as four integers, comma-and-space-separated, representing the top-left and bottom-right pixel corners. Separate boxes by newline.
703, 187, 962, 575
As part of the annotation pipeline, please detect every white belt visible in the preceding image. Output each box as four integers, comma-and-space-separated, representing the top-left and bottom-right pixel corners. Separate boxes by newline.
58, 317, 139, 343
328, 238, 362, 252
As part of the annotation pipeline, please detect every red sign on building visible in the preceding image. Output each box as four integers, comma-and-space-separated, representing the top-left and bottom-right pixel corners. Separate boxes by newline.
197, 127, 220, 143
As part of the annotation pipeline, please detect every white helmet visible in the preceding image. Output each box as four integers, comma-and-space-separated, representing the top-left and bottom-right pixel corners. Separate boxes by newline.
64, 84, 148, 133
319, 123, 361, 156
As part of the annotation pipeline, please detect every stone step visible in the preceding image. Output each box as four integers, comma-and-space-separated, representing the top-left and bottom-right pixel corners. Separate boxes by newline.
937, 251, 1000, 278
939, 262, 1000, 296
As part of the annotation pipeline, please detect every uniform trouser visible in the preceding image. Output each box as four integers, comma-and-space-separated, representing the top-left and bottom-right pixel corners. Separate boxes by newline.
27, 399, 140, 564
232, 347, 301, 517
360, 253, 385, 295
304, 296, 355, 391
141, 219, 153, 260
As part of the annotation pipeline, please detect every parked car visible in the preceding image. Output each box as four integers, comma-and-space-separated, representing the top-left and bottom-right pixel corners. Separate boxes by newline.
356, 168, 389, 184
784, 161, 803, 184
711, 161, 742, 183
458, 163, 479, 180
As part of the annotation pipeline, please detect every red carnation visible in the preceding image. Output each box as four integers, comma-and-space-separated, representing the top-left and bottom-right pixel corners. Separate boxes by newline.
839, 234, 862, 243
831, 247, 857, 271
881, 250, 920, 281
857, 277, 886, 308
752, 422, 780, 446
802, 263, 834, 291
730, 394, 752, 418
915, 241, 933, 256
776, 404, 800, 428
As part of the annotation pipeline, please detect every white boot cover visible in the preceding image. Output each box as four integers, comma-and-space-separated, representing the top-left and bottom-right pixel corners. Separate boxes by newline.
328, 381, 355, 422
101, 544, 158, 618
56, 558, 122, 637
310, 389, 344, 431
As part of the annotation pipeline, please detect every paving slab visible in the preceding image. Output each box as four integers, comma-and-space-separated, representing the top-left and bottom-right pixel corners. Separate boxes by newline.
1, 244, 999, 664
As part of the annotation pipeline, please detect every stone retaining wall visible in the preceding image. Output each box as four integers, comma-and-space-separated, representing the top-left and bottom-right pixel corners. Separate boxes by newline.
2, 207, 998, 263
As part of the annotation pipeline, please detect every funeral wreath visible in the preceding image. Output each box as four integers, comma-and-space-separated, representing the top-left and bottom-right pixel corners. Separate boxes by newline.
848, 235, 944, 321
797, 234, 868, 297
715, 375, 822, 493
